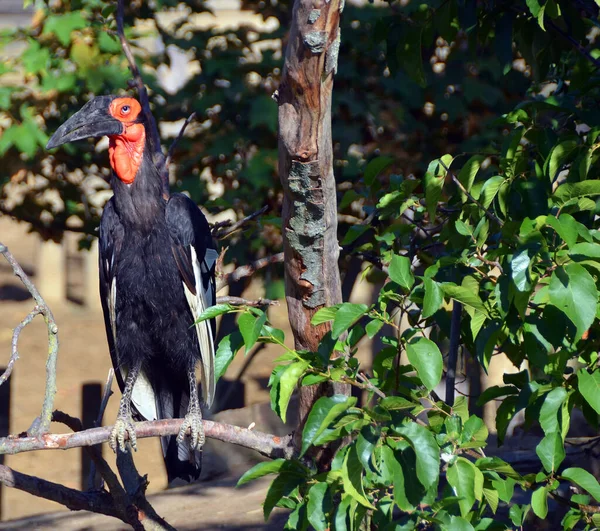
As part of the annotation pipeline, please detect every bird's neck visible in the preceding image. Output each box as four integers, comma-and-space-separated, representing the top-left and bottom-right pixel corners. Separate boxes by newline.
108, 124, 146, 184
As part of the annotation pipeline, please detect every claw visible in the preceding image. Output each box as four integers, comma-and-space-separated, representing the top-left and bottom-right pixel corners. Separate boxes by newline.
177, 411, 205, 450
109, 416, 137, 453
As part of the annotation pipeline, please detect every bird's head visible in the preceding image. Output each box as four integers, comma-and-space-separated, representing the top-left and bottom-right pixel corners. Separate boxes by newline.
47, 95, 146, 184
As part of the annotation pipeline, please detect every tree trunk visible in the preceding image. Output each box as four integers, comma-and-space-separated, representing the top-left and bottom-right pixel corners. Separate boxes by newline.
278, 0, 347, 456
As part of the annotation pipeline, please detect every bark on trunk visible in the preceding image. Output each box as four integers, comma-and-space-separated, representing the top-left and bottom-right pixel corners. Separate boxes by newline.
278, 0, 347, 454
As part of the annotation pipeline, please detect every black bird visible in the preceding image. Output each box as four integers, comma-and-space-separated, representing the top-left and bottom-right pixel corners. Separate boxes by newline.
47, 96, 217, 483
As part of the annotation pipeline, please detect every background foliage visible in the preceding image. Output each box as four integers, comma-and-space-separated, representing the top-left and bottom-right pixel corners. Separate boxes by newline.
3, 0, 600, 529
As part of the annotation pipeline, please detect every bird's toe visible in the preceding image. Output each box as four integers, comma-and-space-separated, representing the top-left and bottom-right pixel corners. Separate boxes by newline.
109, 416, 137, 453
177, 412, 205, 450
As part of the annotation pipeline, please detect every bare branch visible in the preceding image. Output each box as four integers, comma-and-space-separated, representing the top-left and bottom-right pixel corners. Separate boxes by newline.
0, 306, 40, 386
0, 243, 58, 435
212, 205, 270, 240
88, 369, 114, 490
115, 0, 167, 197
0, 463, 124, 521
165, 113, 196, 168
216, 296, 279, 307
217, 252, 284, 291
445, 301, 462, 406
0, 418, 296, 461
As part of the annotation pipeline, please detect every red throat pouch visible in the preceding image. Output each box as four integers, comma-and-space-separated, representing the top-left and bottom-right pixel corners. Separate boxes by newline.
108, 123, 146, 184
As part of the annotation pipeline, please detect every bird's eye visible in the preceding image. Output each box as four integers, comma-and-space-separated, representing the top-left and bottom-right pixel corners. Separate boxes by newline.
121, 105, 131, 115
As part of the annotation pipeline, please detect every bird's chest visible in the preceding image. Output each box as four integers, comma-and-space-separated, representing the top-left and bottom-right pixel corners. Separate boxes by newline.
115, 227, 183, 313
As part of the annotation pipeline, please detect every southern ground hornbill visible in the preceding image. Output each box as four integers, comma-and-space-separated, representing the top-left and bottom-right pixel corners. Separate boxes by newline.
47, 96, 217, 483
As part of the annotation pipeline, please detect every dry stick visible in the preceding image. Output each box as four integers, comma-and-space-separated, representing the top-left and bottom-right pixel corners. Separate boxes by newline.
0, 418, 296, 460
115, 0, 167, 197
0, 243, 58, 435
445, 301, 462, 407
217, 252, 284, 292
216, 296, 278, 307
0, 306, 41, 386
0, 463, 124, 521
212, 204, 270, 240
52, 410, 130, 516
164, 112, 196, 168
88, 369, 115, 491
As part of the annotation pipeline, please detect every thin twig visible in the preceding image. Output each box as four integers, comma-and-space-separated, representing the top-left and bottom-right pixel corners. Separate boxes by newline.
115, 0, 167, 197
165, 113, 196, 168
0, 307, 41, 386
438, 160, 503, 227
0, 418, 296, 460
217, 252, 284, 291
445, 301, 462, 406
212, 205, 270, 239
216, 296, 279, 307
0, 244, 58, 435
88, 368, 114, 490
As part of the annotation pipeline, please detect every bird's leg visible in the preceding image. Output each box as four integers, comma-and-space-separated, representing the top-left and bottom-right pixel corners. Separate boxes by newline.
177, 367, 205, 450
109, 363, 140, 453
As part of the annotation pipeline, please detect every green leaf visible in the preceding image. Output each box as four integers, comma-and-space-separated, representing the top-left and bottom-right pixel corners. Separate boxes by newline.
311, 305, 340, 325
539, 387, 568, 436
423, 278, 443, 318
562, 468, 600, 501
447, 457, 484, 516
536, 431, 565, 473
511, 250, 531, 292
342, 445, 375, 508
301, 394, 356, 456
237, 459, 286, 486
238, 311, 267, 353
214, 331, 244, 381
43, 12, 87, 46
480, 176, 505, 208
442, 284, 489, 316
549, 264, 598, 340
263, 463, 305, 519
365, 319, 384, 339
492, 477, 516, 503
445, 516, 475, 531
547, 214, 579, 249
388, 254, 414, 289
531, 486, 549, 519
455, 220, 473, 237
496, 395, 518, 444
278, 360, 310, 423
307, 482, 329, 531
483, 487, 499, 514
554, 181, 600, 203
406, 337, 443, 391
364, 156, 394, 186
570, 242, 600, 260
331, 303, 368, 339
547, 140, 579, 181
578, 369, 600, 415
195, 303, 234, 323
395, 422, 440, 489
458, 155, 483, 194
379, 444, 412, 511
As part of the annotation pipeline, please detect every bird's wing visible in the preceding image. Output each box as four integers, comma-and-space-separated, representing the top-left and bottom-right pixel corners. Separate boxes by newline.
99, 199, 158, 421
165, 193, 217, 408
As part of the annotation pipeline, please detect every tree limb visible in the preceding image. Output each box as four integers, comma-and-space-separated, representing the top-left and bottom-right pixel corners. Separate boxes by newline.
216, 296, 279, 307
115, 0, 167, 197
0, 243, 58, 435
0, 418, 296, 461
216, 252, 284, 291
212, 205, 270, 240
165, 112, 196, 168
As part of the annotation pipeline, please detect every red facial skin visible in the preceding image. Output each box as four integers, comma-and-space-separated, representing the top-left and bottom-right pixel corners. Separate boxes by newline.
108, 98, 145, 184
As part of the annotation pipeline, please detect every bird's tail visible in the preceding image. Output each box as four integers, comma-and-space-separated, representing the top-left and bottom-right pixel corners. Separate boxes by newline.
156, 386, 202, 484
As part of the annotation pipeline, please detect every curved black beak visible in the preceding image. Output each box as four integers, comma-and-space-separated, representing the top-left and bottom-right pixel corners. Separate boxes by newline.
46, 96, 124, 149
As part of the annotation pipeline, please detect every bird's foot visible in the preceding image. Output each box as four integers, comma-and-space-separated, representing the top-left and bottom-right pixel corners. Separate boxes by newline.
177, 409, 205, 450
109, 415, 137, 453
